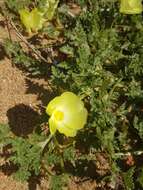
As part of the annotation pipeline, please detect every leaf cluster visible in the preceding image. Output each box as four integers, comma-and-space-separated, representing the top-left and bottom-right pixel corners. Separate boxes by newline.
51, 0, 143, 189
4, 39, 49, 76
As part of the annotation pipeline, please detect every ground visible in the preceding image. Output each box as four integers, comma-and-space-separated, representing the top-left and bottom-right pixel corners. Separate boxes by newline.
0, 13, 49, 189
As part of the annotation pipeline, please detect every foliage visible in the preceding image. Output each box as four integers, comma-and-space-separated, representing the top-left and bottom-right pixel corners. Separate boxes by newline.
6, 0, 32, 13
123, 167, 135, 190
9, 137, 41, 181
137, 168, 143, 188
4, 39, 49, 76
133, 116, 143, 140
1, 0, 143, 189
49, 174, 69, 190
0, 124, 11, 147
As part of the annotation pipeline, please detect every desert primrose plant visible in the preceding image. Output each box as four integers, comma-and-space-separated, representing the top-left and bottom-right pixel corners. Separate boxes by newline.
1, 0, 143, 189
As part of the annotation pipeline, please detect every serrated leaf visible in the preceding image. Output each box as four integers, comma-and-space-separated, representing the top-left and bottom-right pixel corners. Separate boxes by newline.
133, 116, 143, 140
123, 167, 135, 190
138, 168, 143, 188
38, 0, 59, 20
50, 174, 69, 190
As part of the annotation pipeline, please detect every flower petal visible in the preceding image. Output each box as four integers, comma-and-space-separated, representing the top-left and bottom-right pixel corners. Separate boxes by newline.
46, 96, 63, 115
31, 8, 44, 30
61, 92, 84, 111
64, 108, 88, 130
59, 92, 88, 129
57, 122, 77, 137
46, 92, 81, 115
49, 117, 57, 134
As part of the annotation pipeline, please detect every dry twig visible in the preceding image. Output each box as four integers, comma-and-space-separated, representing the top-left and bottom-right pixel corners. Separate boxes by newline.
9, 18, 51, 64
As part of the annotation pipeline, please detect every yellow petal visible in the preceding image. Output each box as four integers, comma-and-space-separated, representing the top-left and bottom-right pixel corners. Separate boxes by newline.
31, 8, 44, 31
64, 108, 88, 130
61, 92, 84, 110
57, 122, 77, 137
46, 92, 78, 115
47, 92, 84, 113
59, 92, 88, 130
49, 114, 77, 137
19, 9, 32, 33
46, 96, 62, 115
49, 117, 57, 134
120, 0, 142, 14
19, 8, 45, 33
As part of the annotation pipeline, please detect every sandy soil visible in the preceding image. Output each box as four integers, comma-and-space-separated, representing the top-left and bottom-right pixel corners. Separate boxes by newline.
0, 13, 52, 190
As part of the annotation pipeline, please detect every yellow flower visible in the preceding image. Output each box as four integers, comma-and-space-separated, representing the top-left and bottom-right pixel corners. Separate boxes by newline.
120, 0, 142, 14
46, 92, 88, 137
19, 8, 45, 34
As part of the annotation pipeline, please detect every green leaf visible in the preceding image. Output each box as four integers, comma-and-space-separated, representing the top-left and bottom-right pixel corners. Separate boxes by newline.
133, 116, 143, 140
123, 167, 135, 190
138, 168, 143, 188
6, 0, 32, 12
0, 124, 11, 147
50, 174, 69, 190
38, 0, 59, 20
10, 137, 41, 181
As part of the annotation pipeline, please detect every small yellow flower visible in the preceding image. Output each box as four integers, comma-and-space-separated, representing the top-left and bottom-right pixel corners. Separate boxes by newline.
46, 92, 88, 137
19, 8, 45, 34
120, 0, 142, 14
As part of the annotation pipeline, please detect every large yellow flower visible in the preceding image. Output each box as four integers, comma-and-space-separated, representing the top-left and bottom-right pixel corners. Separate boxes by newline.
46, 92, 88, 137
120, 0, 142, 14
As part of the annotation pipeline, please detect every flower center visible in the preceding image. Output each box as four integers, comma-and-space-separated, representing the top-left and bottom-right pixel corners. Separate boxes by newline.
54, 110, 64, 121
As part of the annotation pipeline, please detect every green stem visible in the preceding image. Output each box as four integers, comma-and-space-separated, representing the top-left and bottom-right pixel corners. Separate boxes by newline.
53, 135, 65, 172
38, 134, 53, 150
60, 156, 65, 173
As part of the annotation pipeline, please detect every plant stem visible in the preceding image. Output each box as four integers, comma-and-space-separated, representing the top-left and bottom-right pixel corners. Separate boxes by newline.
38, 134, 53, 150
60, 156, 65, 172
53, 135, 65, 172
